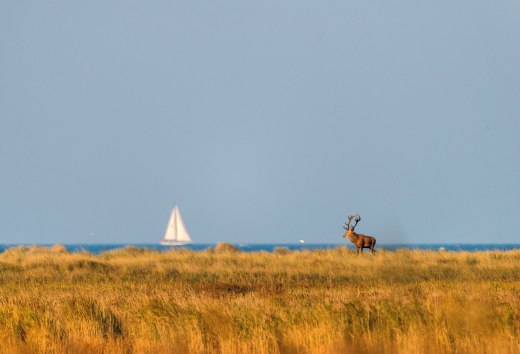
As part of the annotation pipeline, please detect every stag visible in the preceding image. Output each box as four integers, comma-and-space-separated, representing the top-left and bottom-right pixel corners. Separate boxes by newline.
342, 213, 376, 254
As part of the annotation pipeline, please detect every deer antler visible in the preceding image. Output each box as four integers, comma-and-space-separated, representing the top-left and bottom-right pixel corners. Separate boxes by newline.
351, 213, 361, 229
343, 214, 354, 230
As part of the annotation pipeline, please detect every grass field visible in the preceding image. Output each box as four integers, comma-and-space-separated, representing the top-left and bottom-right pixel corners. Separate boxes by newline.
0, 245, 518, 353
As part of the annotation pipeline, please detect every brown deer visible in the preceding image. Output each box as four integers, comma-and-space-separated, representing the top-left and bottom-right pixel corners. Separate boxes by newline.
342, 213, 376, 254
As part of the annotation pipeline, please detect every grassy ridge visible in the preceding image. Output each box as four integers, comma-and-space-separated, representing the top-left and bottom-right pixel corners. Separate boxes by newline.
0, 246, 518, 353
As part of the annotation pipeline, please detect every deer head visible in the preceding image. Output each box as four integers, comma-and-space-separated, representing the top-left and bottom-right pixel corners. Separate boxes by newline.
342, 213, 361, 238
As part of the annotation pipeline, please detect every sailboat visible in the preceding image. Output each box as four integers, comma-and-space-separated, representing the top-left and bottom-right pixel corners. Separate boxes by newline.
160, 206, 193, 246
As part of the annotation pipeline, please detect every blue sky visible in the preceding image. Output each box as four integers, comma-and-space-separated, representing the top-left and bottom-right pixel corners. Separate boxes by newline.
1, 1, 519, 244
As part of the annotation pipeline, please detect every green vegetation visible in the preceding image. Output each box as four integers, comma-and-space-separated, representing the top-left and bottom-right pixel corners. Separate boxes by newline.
0, 245, 518, 353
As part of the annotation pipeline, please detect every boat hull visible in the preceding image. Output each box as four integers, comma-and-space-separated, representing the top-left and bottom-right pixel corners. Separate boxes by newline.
160, 240, 192, 246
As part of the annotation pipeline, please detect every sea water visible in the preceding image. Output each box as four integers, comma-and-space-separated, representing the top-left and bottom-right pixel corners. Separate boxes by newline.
0, 243, 519, 254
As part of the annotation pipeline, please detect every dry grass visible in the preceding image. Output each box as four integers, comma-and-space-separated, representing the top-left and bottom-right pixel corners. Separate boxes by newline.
0, 245, 518, 353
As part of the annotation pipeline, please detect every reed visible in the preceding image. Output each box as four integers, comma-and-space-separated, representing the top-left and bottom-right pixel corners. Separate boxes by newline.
0, 245, 518, 353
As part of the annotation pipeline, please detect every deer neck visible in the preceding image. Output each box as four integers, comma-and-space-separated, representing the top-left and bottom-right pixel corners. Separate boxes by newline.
348, 230, 360, 243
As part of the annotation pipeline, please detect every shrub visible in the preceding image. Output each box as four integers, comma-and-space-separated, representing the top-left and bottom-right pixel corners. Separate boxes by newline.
50, 244, 68, 253
274, 247, 290, 255
215, 242, 239, 253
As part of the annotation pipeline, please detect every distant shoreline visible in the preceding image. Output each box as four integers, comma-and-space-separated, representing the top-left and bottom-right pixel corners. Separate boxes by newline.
1, 243, 519, 254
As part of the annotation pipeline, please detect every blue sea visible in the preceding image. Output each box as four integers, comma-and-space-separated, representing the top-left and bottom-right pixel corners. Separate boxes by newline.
0, 243, 519, 254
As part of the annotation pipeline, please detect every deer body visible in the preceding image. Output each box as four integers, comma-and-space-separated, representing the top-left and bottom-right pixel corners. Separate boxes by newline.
342, 214, 376, 254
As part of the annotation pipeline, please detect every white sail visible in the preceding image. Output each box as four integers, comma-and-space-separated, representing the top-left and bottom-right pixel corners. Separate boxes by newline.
161, 206, 192, 245
173, 207, 191, 242
163, 208, 177, 241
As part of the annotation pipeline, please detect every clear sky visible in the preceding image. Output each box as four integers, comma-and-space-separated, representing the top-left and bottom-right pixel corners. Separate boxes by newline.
1, 1, 519, 244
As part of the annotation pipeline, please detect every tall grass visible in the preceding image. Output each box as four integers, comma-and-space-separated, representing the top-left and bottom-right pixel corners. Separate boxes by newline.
0, 245, 518, 353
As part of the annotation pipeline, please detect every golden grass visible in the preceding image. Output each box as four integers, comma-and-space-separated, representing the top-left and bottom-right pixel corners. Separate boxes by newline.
0, 245, 518, 353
